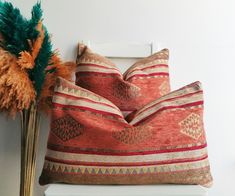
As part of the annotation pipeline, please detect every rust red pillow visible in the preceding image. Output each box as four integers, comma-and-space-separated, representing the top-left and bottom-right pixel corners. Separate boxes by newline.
39, 77, 213, 187
76, 44, 170, 116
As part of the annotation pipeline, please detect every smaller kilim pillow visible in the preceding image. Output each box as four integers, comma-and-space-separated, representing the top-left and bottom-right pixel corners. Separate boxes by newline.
39, 77, 213, 187
76, 44, 170, 116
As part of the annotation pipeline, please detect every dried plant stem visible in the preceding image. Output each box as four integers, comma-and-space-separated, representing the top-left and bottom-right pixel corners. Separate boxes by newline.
20, 103, 41, 196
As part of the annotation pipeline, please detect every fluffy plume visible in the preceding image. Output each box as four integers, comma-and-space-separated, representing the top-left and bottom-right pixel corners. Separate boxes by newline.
28, 27, 52, 96
0, 2, 75, 116
0, 2, 29, 55
0, 2, 42, 56
0, 47, 36, 116
0, 2, 50, 97
17, 21, 44, 69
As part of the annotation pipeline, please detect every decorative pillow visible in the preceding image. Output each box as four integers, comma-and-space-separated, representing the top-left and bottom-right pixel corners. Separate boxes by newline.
39, 77, 213, 187
76, 44, 170, 116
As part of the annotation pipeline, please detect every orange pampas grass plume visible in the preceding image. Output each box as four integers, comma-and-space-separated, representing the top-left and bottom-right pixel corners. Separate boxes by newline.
0, 48, 36, 116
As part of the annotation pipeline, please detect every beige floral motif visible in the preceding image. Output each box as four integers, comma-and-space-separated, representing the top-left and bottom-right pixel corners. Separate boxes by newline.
179, 113, 203, 140
159, 81, 170, 96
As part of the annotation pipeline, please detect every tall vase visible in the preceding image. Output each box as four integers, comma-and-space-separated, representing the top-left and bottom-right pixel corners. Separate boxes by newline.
20, 102, 41, 196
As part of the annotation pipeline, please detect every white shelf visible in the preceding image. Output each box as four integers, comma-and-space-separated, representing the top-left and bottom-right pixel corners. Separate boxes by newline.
45, 184, 208, 196
81, 41, 160, 58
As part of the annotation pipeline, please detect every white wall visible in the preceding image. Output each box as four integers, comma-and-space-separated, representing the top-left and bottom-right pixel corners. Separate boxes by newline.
0, 0, 235, 195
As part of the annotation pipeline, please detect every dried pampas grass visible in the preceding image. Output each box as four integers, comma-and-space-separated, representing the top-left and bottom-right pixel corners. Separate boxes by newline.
0, 48, 36, 116
17, 21, 44, 69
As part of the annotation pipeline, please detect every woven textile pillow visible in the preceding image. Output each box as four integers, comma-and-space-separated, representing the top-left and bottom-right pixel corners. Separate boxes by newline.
76, 44, 170, 116
39, 77, 213, 187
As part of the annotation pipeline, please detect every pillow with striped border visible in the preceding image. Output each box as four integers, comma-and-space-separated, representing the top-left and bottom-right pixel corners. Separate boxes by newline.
76, 44, 170, 116
39, 77, 213, 187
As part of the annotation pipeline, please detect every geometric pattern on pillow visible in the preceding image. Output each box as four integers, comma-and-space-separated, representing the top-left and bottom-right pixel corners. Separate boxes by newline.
112, 125, 153, 144
76, 44, 170, 116
51, 114, 84, 141
39, 77, 213, 187
179, 113, 203, 140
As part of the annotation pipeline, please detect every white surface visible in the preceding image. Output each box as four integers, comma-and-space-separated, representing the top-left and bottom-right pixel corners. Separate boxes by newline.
1, 0, 235, 196
82, 41, 158, 58
45, 184, 208, 196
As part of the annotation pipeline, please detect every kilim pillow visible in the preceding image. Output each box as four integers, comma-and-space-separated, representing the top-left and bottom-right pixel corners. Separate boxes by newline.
76, 44, 170, 116
39, 77, 213, 187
